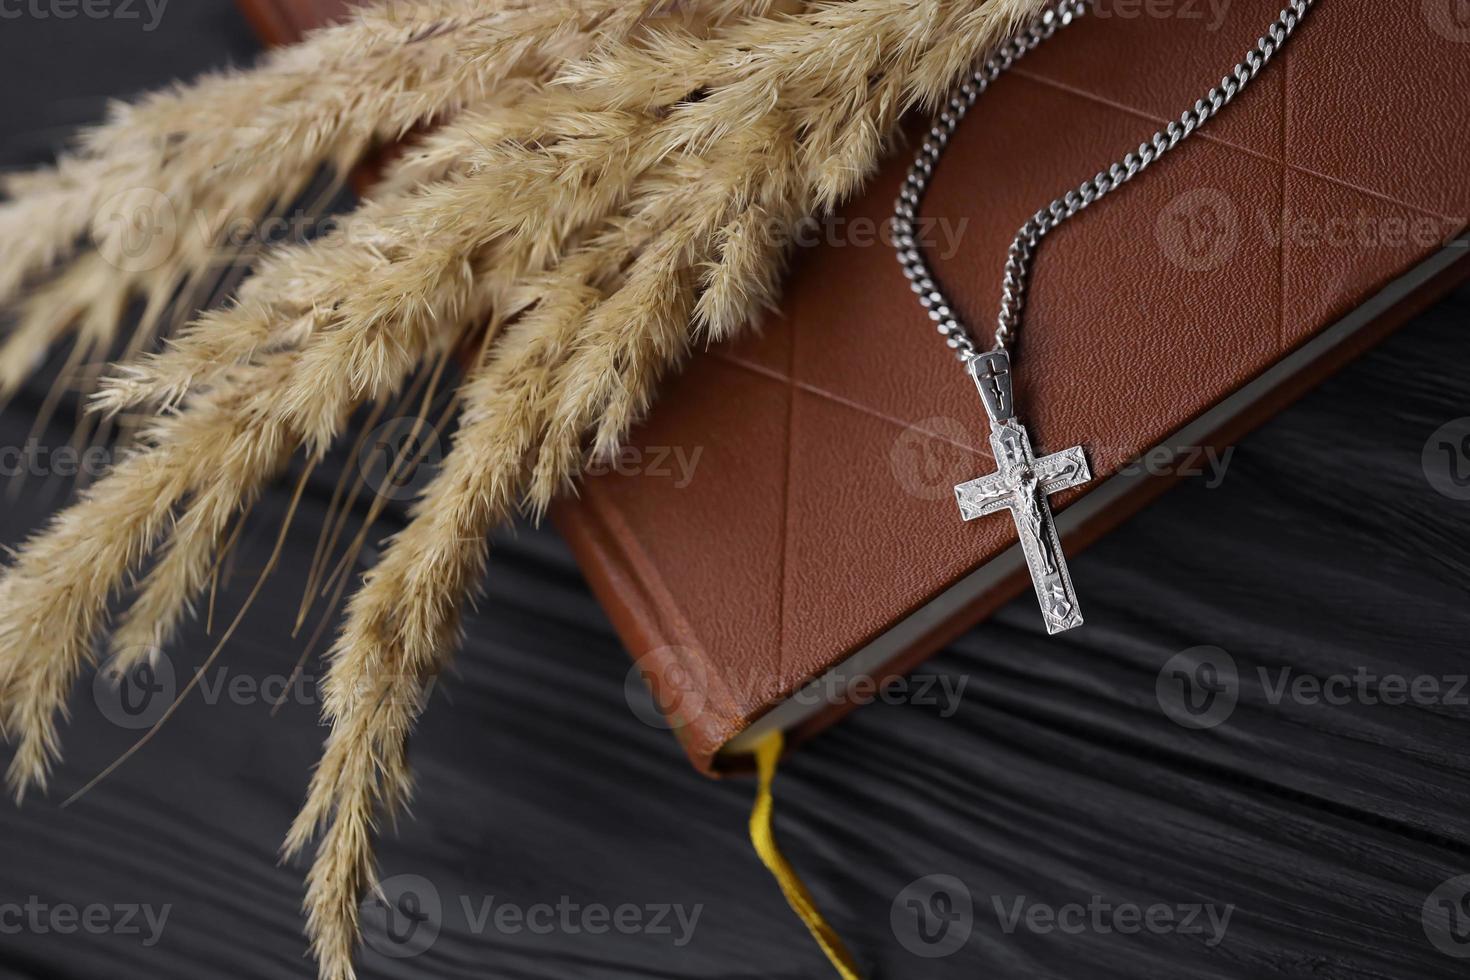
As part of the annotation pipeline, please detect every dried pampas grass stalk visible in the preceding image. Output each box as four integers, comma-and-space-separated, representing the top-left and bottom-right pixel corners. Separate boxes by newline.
0, 0, 680, 405
0, 0, 1050, 977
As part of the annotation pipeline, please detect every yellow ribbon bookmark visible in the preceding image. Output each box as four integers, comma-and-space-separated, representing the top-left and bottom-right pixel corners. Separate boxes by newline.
749, 731, 863, 980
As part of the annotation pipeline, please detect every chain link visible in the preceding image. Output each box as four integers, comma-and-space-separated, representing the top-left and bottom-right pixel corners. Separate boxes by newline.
893, 0, 1315, 361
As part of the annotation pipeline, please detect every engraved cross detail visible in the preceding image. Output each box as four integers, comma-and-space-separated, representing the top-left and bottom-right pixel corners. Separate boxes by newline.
954, 350, 1091, 634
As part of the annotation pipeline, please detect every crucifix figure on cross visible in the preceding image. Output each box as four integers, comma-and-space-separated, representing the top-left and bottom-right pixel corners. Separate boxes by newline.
954, 349, 1091, 634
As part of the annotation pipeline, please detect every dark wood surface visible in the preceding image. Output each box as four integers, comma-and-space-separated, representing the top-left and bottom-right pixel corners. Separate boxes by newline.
2, 6, 1470, 979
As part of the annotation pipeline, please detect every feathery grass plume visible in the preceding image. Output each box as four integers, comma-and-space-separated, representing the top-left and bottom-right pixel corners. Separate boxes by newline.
275, 2, 1050, 975
90, 3, 795, 417
0, 108, 548, 797
281, 220, 666, 975
0, 0, 1053, 977
0, 359, 291, 796
0, 0, 802, 803
0, 0, 677, 403
288, 139, 799, 973
0, 1, 465, 321
0, 195, 501, 799
1, 0, 488, 279
28, 4, 809, 746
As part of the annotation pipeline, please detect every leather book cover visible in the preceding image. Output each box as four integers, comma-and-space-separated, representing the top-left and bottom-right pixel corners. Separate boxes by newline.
236, 0, 352, 45
243, 1, 1470, 773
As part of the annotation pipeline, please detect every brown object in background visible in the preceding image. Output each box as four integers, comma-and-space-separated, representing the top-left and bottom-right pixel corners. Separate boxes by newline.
237, 0, 353, 46
240, 1, 1470, 773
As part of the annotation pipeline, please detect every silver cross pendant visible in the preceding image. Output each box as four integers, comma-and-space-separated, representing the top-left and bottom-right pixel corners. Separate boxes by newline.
954, 350, 1092, 634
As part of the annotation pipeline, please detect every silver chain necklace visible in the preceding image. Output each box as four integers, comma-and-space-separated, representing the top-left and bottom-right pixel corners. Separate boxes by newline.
893, 0, 1315, 634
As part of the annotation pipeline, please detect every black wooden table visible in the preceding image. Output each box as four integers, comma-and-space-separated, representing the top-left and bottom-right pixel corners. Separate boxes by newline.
2, 6, 1469, 979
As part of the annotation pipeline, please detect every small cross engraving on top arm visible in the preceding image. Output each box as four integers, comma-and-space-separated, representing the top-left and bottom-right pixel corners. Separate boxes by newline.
974, 357, 1011, 419
953, 351, 1091, 635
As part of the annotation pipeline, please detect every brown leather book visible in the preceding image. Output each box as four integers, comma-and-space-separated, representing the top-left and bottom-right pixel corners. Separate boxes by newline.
246, 1, 1469, 773
236, 0, 352, 45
